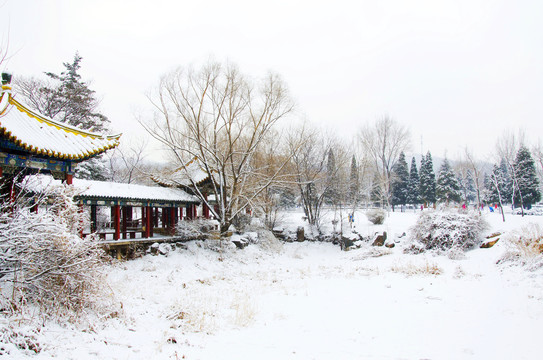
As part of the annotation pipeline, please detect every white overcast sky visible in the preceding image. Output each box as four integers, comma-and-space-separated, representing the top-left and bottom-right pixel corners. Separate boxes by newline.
2, 0, 543, 161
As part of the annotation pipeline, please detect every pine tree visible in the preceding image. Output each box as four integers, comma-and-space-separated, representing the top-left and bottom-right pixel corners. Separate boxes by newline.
406, 157, 420, 206
485, 160, 509, 204
513, 146, 541, 209
419, 151, 436, 206
436, 158, 461, 205
498, 158, 512, 202
457, 169, 476, 204
44, 53, 110, 132
391, 152, 409, 211
349, 155, 359, 205
324, 149, 338, 205
15, 53, 112, 181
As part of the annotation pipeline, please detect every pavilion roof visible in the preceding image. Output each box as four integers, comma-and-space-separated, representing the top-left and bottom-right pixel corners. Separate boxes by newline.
0, 84, 120, 161
24, 175, 200, 205
151, 157, 214, 188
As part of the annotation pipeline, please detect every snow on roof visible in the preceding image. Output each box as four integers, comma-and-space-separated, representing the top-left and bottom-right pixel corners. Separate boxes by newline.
0, 86, 120, 161
24, 175, 200, 204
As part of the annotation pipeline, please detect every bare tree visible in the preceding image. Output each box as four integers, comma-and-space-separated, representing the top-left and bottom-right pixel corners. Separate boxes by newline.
533, 141, 543, 194
464, 148, 485, 213
143, 61, 295, 235
0, 21, 9, 69
106, 137, 148, 184
358, 116, 410, 208
496, 129, 525, 212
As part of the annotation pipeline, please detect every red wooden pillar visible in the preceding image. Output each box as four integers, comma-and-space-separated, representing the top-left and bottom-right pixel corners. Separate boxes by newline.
145, 206, 152, 238
66, 173, 73, 185
150, 206, 154, 237
185, 203, 192, 220
141, 206, 145, 237
113, 205, 121, 240
202, 193, 210, 219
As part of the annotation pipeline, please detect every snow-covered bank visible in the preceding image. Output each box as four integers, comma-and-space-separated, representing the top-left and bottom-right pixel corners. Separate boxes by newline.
5, 210, 543, 359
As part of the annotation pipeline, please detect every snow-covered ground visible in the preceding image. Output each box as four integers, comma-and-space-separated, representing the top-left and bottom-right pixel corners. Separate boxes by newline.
7, 208, 543, 359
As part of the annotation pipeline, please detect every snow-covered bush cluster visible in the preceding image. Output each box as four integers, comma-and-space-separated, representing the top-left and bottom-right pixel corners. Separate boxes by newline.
176, 219, 218, 240
0, 185, 110, 322
512, 207, 543, 216
406, 210, 488, 253
365, 208, 387, 225
499, 223, 543, 269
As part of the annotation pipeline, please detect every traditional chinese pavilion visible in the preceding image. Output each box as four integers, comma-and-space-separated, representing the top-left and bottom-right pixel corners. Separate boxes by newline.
0, 72, 120, 193
151, 157, 216, 219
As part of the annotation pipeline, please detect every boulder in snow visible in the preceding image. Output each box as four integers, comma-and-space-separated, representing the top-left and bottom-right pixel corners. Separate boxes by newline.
372, 232, 387, 246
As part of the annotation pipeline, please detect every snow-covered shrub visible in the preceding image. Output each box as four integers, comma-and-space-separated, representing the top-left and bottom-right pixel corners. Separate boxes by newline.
0, 184, 110, 321
232, 213, 251, 233
176, 219, 218, 240
498, 223, 543, 269
406, 210, 488, 253
0, 322, 41, 356
255, 230, 283, 253
366, 208, 387, 225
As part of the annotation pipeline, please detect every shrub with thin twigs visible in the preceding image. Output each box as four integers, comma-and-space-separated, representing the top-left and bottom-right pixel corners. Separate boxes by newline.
0, 180, 111, 323
499, 223, 543, 269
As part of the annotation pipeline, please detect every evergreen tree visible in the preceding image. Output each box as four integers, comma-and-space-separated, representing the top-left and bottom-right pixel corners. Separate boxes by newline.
406, 156, 420, 206
324, 149, 338, 204
498, 158, 512, 202
349, 155, 360, 204
513, 146, 541, 208
436, 158, 461, 204
391, 152, 409, 211
15, 53, 111, 181
457, 169, 476, 204
486, 163, 509, 205
419, 151, 436, 205
44, 53, 110, 132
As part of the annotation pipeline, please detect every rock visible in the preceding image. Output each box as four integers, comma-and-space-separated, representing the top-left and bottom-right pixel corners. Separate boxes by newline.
272, 227, 285, 240
481, 238, 500, 248
175, 242, 188, 250
341, 237, 356, 250
486, 232, 502, 239
385, 242, 395, 248
158, 243, 172, 255
232, 238, 249, 249
372, 231, 387, 246
297, 226, 305, 242
150, 242, 160, 255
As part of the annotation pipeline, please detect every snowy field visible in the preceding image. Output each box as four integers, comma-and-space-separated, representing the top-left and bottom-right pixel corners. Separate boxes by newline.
7, 208, 543, 359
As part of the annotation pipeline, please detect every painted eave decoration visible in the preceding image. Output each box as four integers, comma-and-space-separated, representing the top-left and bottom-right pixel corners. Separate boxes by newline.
0, 86, 121, 161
